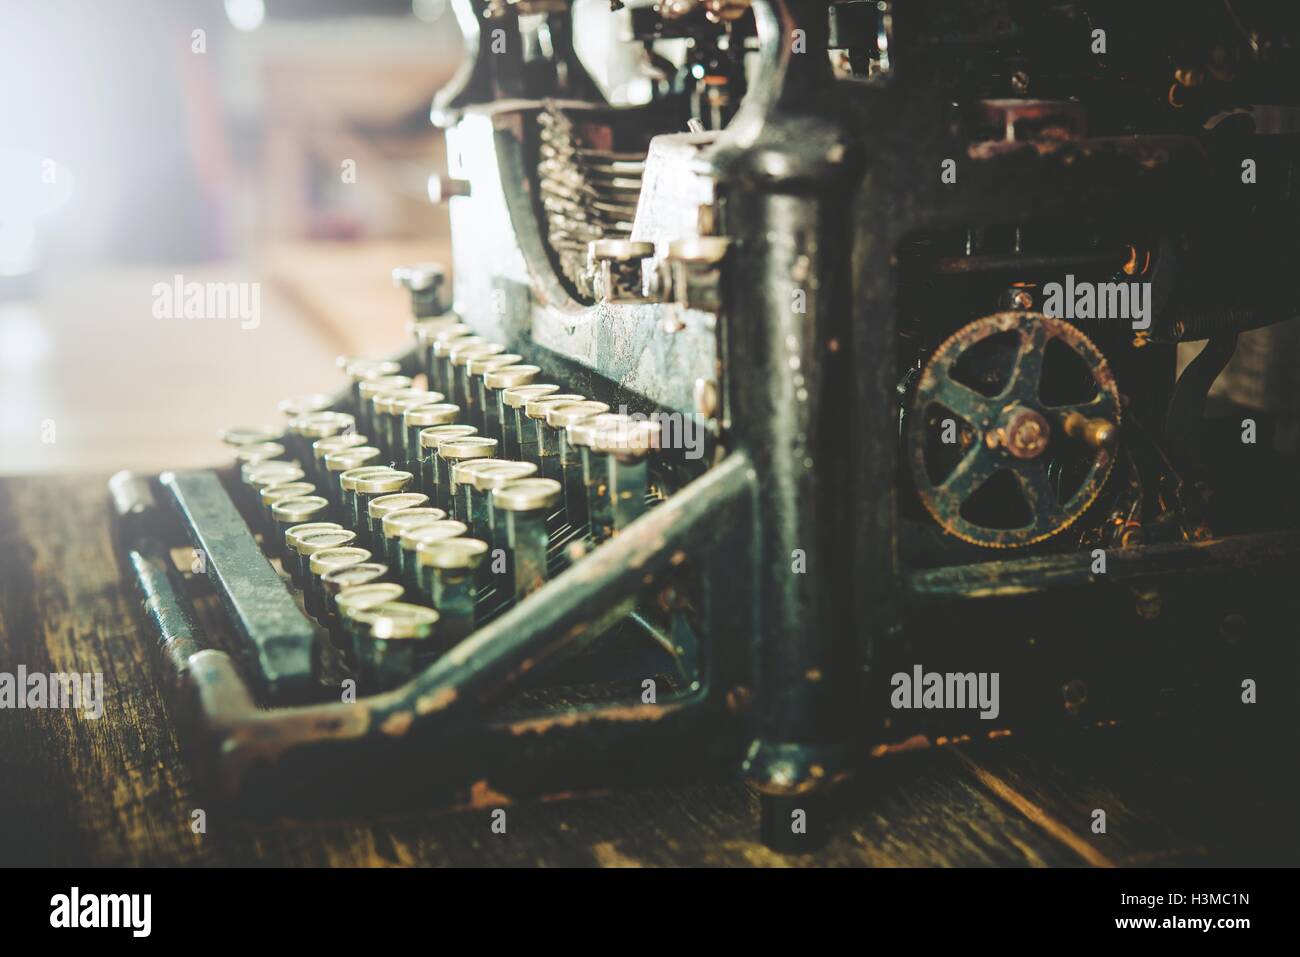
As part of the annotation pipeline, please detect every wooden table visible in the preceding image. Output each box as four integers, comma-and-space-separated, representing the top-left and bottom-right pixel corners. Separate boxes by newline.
0, 475, 1292, 867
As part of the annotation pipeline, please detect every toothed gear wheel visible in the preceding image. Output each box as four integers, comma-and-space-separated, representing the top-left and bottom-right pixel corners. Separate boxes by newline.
906, 311, 1121, 548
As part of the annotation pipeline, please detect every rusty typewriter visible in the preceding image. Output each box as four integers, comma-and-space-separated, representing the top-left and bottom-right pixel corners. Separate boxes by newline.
110, 0, 1300, 847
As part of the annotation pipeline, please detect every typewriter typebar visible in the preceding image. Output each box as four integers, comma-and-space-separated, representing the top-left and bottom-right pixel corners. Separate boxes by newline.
111, 0, 1300, 848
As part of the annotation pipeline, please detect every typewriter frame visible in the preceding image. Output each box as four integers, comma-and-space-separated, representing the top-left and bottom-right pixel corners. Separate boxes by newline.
112, 0, 1300, 840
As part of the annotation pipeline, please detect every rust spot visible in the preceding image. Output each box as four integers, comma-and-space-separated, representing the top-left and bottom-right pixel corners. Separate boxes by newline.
379, 711, 414, 736
870, 734, 931, 757
469, 779, 513, 808
416, 687, 458, 715
508, 704, 672, 736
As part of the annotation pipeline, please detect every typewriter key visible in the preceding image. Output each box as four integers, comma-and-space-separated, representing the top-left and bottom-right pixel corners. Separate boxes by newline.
321, 560, 388, 619
337, 582, 406, 664
292, 528, 357, 609
278, 501, 338, 580
467, 460, 538, 554
219, 426, 281, 448
502, 384, 559, 460
449, 341, 504, 413
545, 402, 611, 524
307, 546, 371, 620
337, 464, 394, 530
567, 413, 624, 543
357, 375, 413, 437
403, 403, 460, 476
484, 364, 542, 446
350, 470, 413, 544
411, 317, 462, 382
325, 448, 383, 509
392, 262, 447, 319
242, 461, 305, 517
417, 323, 468, 393
312, 432, 370, 486
418, 424, 478, 507
350, 602, 440, 691
492, 478, 562, 600
287, 411, 356, 471
278, 393, 333, 418
402, 520, 467, 589
588, 239, 655, 304
374, 389, 443, 461
593, 420, 661, 534
260, 480, 316, 533
382, 507, 448, 571
436, 437, 498, 517
367, 491, 429, 552
432, 333, 481, 397
466, 353, 522, 435
281, 518, 341, 585
341, 357, 402, 416
416, 537, 489, 649
450, 457, 515, 536
524, 394, 585, 473
234, 441, 288, 468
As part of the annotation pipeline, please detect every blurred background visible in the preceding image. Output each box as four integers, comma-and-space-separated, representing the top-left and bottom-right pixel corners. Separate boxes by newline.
0, 0, 463, 473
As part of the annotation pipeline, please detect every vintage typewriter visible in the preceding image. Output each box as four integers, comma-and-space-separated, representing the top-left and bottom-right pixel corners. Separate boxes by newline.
111, 0, 1300, 848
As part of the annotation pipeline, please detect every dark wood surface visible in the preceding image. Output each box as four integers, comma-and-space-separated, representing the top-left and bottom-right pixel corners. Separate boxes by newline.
0, 475, 1291, 867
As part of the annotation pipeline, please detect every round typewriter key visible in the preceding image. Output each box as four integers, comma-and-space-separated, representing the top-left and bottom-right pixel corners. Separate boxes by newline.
492, 478, 562, 601
374, 388, 442, 461
326, 449, 383, 509
352, 470, 413, 546
341, 356, 402, 418
416, 537, 489, 649
523, 393, 585, 472
435, 437, 498, 517
401, 519, 467, 589
468, 460, 539, 554
568, 413, 625, 543
449, 340, 504, 413
242, 460, 304, 517
382, 506, 447, 569
292, 527, 356, 607
282, 518, 341, 583
278, 393, 334, 418
367, 491, 428, 550
357, 375, 413, 437
220, 425, 281, 448
419, 424, 478, 506
321, 561, 389, 644
403, 403, 460, 476
546, 402, 611, 523
452, 458, 519, 537
276, 499, 336, 577
414, 322, 466, 390
593, 419, 661, 535
234, 441, 288, 467
312, 432, 370, 487
337, 582, 406, 664
349, 601, 439, 690
484, 364, 541, 448
260, 480, 316, 533
466, 353, 522, 436
432, 333, 481, 399
287, 411, 356, 469
502, 383, 559, 459
307, 546, 371, 620
393, 262, 447, 319
339, 465, 397, 536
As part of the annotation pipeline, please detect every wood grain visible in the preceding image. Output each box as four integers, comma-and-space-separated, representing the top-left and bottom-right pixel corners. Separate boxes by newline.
0, 475, 1291, 866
